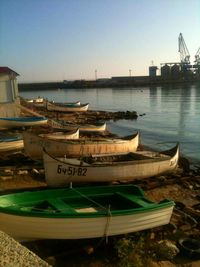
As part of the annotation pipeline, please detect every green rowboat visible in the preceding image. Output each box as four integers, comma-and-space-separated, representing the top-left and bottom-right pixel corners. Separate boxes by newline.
0, 184, 174, 241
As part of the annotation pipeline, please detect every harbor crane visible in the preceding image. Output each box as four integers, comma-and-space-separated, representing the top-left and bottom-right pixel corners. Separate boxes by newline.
194, 47, 200, 65
178, 33, 190, 64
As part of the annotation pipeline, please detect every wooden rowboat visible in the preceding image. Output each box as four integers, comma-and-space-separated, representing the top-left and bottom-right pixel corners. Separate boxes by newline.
0, 117, 48, 129
27, 97, 44, 103
22, 131, 139, 160
43, 144, 179, 187
27, 97, 44, 107
0, 184, 175, 241
0, 136, 24, 153
51, 101, 81, 106
48, 119, 107, 132
46, 101, 89, 112
33, 99, 81, 108
39, 128, 79, 140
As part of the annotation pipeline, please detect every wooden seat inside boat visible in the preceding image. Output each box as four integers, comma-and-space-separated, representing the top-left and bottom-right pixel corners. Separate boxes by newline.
48, 199, 76, 213
114, 192, 154, 208
31, 199, 76, 213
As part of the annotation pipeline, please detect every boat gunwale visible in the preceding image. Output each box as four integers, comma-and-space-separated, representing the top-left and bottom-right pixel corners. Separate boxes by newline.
39, 128, 79, 139
43, 143, 179, 168
24, 131, 139, 145
0, 186, 175, 218
0, 136, 23, 142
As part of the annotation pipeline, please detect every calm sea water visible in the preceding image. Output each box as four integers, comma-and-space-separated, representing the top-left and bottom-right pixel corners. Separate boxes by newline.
20, 84, 200, 164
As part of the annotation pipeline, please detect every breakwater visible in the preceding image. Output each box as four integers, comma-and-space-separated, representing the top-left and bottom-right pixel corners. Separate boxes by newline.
18, 76, 200, 91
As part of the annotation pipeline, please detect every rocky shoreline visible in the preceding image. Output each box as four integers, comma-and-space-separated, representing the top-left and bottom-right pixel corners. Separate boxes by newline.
0, 100, 200, 266
20, 97, 139, 123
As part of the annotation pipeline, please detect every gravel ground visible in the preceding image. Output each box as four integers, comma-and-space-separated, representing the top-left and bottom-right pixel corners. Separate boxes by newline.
0, 231, 51, 267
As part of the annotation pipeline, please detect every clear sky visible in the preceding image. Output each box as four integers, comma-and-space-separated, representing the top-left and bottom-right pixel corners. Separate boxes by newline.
1, 0, 200, 82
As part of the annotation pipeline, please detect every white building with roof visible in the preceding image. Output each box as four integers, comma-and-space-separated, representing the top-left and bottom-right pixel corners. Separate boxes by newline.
0, 67, 20, 117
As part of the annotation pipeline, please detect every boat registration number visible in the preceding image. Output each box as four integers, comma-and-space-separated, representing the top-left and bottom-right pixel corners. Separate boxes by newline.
57, 164, 87, 176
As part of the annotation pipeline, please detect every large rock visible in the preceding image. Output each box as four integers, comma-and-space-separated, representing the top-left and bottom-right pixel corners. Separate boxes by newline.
153, 240, 179, 260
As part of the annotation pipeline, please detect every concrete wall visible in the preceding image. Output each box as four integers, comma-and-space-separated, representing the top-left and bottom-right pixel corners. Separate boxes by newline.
0, 98, 21, 117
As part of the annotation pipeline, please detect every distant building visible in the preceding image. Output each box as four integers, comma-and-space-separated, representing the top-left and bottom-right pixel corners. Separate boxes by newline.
0, 67, 20, 117
149, 66, 158, 77
111, 76, 152, 85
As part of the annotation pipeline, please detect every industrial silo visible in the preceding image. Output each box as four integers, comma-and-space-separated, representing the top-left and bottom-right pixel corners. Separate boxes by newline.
161, 64, 170, 79
171, 64, 180, 79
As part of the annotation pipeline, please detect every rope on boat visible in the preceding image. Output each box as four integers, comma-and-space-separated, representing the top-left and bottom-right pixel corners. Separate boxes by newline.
104, 204, 112, 243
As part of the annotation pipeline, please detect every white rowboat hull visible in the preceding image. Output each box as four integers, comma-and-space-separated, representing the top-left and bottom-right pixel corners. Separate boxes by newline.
39, 128, 79, 140
0, 140, 24, 152
33, 100, 81, 108
0, 206, 173, 241
23, 132, 139, 160
46, 102, 89, 112
0, 117, 48, 129
43, 145, 179, 186
48, 120, 106, 132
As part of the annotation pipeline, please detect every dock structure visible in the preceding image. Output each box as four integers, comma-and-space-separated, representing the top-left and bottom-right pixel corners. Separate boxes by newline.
0, 231, 51, 267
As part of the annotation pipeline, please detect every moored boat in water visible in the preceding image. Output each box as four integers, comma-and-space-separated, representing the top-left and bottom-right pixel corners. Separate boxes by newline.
0, 184, 175, 240
43, 144, 179, 187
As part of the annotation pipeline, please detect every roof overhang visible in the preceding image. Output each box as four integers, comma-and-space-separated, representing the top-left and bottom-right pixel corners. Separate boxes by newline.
0, 67, 19, 76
